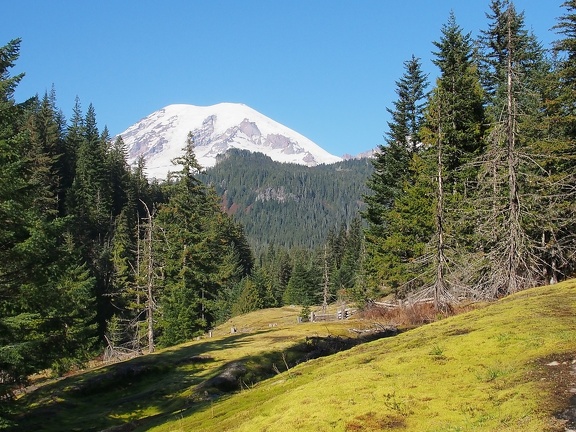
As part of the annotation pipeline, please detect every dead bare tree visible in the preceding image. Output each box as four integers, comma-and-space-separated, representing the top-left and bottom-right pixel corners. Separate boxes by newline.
321, 244, 330, 314
138, 200, 158, 353
433, 102, 450, 312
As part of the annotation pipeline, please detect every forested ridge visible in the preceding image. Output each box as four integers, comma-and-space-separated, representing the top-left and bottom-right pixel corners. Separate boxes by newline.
2, 0, 576, 429
199, 150, 372, 252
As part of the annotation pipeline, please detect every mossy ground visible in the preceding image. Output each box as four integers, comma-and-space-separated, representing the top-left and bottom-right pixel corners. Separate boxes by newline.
13, 281, 576, 432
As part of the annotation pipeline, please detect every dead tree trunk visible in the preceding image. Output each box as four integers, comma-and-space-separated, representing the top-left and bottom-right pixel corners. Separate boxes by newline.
434, 116, 448, 312
505, 9, 521, 296
424, 90, 454, 312
140, 200, 156, 354
322, 244, 330, 314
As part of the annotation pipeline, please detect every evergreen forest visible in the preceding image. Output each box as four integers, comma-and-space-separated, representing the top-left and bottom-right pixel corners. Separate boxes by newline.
2, 1, 576, 427
199, 149, 372, 253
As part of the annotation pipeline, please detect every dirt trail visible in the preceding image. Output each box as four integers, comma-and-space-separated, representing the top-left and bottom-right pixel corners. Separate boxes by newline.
544, 356, 576, 431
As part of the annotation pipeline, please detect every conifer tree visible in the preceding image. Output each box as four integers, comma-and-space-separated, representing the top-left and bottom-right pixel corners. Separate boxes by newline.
156, 132, 209, 345
0, 39, 36, 402
364, 56, 428, 238
156, 132, 252, 345
542, 0, 576, 280
474, 1, 556, 296
231, 277, 263, 316
367, 154, 435, 296
282, 255, 313, 306
416, 12, 486, 307
363, 56, 428, 295
0, 40, 96, 412
25, 90, 65, 215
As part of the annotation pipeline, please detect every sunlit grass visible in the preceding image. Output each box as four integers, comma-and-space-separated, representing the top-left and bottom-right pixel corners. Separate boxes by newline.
146, 281, 576, 432
14, 282, 576, 432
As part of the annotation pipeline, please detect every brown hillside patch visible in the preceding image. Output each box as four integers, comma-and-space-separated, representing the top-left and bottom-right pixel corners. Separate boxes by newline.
530, 353, 576, 430
359, 300, 482, 328
345, 412, 406, 431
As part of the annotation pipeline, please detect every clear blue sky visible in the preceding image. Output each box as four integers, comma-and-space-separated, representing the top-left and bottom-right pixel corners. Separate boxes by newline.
3, 1, 562, 156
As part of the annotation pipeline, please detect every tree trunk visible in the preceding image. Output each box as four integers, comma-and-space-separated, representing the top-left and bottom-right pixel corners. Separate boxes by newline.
322, 244, 329, 314
505, 9, 521, 296
434, 98, 448, 312
141, 200, 155, 353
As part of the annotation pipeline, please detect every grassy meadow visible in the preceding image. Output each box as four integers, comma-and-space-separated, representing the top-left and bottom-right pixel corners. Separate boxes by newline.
13, 280, 576, 431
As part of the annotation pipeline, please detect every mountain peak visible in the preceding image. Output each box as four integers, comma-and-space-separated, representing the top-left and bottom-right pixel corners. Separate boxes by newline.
119, 103, 342, 179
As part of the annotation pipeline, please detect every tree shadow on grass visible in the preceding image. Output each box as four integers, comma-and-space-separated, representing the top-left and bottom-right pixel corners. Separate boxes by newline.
11, 328, 397, 432
10, 331, 266, 432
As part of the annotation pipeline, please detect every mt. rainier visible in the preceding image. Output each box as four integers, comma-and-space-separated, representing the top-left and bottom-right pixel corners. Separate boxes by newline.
119, 103, 342, 179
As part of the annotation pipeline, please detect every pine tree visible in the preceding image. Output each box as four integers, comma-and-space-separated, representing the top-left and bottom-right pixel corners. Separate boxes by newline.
415, 12, 486, 308
364, 56, 428, 238
0, 38, 37, 403
474, 1, 556, 296
328, 217, 364, 300
25, 90, 65, 215
365, 154, 435, 296
363, 56, 429, 296
282, 256, 312, 306
107, 136, 133, 218
0, 40, 96, 412
38, 234, 97, 375
281, 249, 321, 306
156, 133, 209, 345
231, 277, 263, 316
156, 132, 252, 345
542, 0, 576, 280
426, 12, 486, 189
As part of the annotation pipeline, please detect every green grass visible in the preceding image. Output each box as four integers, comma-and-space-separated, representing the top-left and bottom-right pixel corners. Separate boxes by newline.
13, 282, 576, 431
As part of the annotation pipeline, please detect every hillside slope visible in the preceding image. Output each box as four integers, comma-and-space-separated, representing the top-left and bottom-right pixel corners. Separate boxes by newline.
199, 150, 373, 252
13, 281, 576, 432
148, 281, 576, 432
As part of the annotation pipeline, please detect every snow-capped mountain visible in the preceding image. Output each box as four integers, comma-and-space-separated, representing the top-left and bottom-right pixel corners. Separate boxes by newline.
119, 103, 342, 179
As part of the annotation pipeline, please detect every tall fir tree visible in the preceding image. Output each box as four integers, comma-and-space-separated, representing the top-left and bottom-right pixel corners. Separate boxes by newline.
542, 0, 576, 281
363, 56, 429, 296
156, 132, 252, 346
474, 1, 556, 296
0, 40, 96, 418
417, 12, 486, 307
25, 90, 66, 215
282, 250, 319, 306
364, 56, 428, 238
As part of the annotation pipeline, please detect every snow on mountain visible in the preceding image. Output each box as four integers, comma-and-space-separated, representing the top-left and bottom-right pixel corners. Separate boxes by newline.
118, 103, 342, 179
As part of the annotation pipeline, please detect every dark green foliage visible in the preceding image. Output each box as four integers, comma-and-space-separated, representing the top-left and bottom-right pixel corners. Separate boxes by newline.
426, 11, 486, 186
364, 154, 435, 296
282, 251, 320, 306
299, 305, 311, 322
257, 245, 292, 307
231, 277, 263, 316
363, 55, 428, 235
553, 1, 576, 138
326, 216, 365, 298
418, 12, 487, 306
0, 39, 97, 418
199, 150, 372, 254
362, 55, 431, 296
156, 134, 253, 346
